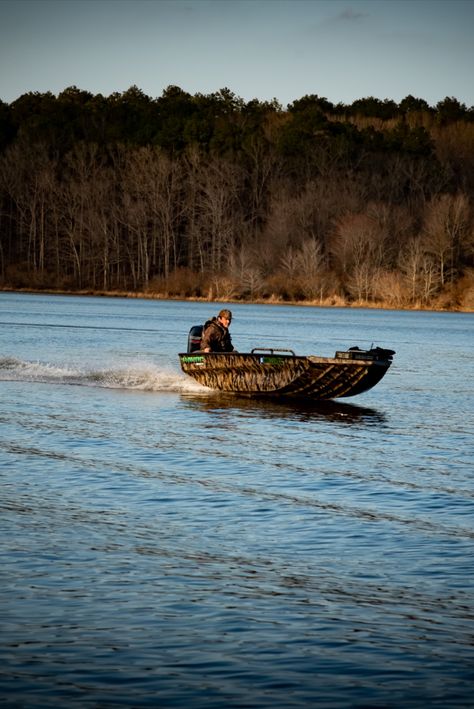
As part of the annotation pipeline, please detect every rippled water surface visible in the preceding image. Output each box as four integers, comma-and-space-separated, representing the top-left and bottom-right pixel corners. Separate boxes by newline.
1, 293, 473, 708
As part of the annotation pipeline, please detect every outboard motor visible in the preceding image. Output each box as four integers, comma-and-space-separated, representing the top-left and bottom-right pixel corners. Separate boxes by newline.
187, 325, 203, 353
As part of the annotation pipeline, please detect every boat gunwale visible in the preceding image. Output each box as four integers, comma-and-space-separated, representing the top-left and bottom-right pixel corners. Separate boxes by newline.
178, 352, 392, 366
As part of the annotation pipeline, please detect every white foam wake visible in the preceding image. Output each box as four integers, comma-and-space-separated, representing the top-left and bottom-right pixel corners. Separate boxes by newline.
0, 356, 207, 394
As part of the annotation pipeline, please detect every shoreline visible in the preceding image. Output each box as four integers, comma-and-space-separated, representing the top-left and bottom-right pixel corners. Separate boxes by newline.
0, 286, 474, 313
1, 286, 473, 313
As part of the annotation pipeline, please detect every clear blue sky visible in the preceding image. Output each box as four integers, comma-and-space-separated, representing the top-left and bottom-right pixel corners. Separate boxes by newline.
1, 0, 473, 108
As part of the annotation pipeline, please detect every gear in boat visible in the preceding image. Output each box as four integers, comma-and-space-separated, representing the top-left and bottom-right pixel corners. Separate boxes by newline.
179, 325, 395, 401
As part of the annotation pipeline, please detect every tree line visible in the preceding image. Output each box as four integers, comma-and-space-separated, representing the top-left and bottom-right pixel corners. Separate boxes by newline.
1, 85, 473, 309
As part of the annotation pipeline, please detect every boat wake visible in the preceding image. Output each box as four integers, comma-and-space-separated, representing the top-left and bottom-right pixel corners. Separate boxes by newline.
0, 356, 207, 394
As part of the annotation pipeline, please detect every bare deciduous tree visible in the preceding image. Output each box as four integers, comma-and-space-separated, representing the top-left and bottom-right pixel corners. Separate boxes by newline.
228, 245, 262, 299
372, 269, 405, 307
331, 212, 387, 299
187, 155, 244, 274
398, 237, 441, 304
295, 239, 328, 301
422, 193, 470, 286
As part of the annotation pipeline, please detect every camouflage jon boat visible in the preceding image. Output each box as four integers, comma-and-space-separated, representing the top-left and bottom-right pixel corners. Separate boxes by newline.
179, 326, 395, 401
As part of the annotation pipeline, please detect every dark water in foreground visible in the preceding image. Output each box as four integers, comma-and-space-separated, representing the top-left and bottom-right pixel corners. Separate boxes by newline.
1, 293, 473, 707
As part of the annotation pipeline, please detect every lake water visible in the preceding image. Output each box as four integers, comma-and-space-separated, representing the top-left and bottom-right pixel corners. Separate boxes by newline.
1, 292, 473, 708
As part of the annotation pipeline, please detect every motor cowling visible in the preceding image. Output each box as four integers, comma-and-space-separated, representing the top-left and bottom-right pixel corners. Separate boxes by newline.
187, 325, 203, 353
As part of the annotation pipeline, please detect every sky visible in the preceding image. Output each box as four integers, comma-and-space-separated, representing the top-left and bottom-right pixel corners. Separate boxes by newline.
1, 0, 473, 109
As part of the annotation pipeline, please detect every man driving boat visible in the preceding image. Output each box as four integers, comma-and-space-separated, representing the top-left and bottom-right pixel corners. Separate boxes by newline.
201, 309, 235, 352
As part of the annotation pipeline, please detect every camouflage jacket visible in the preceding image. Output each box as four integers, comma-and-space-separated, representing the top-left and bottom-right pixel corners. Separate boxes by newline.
201, 318, 234, 352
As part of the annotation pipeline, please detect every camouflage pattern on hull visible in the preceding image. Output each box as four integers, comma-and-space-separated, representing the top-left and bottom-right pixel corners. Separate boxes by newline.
178, 351, 393, 400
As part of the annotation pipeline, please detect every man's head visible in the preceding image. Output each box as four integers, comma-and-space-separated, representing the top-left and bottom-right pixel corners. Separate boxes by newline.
218, 309, 232, 327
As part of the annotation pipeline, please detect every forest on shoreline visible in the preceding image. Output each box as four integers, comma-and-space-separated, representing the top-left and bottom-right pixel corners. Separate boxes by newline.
1, 86, 473, 311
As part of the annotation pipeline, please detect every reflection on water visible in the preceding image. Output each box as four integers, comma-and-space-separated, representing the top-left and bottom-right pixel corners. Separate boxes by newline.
181, 391, 387, 425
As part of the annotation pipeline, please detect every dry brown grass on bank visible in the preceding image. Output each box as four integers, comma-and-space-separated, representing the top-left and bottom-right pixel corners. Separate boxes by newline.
1, 284, 473, 312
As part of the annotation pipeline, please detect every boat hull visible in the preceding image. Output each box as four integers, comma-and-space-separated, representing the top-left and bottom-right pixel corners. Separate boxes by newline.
179, 350, 393, 401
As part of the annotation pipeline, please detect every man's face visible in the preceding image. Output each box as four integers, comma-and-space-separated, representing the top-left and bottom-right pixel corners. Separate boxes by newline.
219, 316, 231, 327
